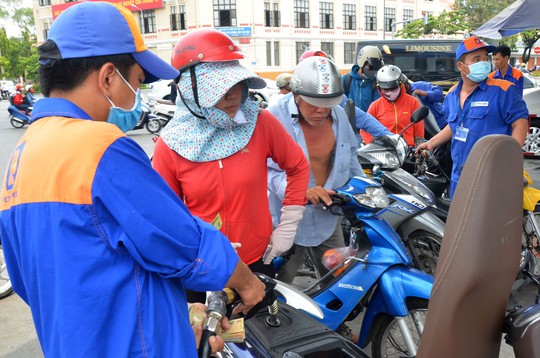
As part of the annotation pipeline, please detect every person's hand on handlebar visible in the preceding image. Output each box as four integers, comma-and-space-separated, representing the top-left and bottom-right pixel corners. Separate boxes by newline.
415, 140, 434, 156
190, 302, 231, 354
307, 186, 335, 206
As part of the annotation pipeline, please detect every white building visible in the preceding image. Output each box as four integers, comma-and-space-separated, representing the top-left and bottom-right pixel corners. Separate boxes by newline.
32, 0, 455, 78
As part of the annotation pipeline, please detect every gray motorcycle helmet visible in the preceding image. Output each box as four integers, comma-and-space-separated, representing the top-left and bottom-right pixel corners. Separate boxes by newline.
290, 56, 344, 108
376, 65, 403, 90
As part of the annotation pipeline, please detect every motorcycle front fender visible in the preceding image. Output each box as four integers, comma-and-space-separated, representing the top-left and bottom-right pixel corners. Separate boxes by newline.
397, 211, 445, 239
358, 265, 433, 347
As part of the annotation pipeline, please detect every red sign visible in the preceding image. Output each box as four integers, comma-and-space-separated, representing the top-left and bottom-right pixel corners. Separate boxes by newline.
51, 0, 163, 20
534, 47, 540, 55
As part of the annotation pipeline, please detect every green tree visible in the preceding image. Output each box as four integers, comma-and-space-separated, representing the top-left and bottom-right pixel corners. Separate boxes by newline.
398, 0, 513, 39
453, 0, 514, 33
519, 30, 540, 64
0, 0, 37, 83
397, 9, 468, 39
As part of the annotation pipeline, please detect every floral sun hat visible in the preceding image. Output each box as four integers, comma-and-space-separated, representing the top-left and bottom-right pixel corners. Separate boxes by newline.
160, 61, 264, 162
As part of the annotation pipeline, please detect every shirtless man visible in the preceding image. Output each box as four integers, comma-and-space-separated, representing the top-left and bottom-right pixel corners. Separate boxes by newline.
267, 55, 363, 282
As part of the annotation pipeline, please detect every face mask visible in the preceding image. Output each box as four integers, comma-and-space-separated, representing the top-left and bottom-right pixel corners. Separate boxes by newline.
362, 67, 377, 79
465, 61, 491, 83
104, 69, 143, 132
381, 87, 401, 102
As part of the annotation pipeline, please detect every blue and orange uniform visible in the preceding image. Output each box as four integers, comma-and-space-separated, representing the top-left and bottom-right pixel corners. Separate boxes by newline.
0, 98, 239, 357
444, 77, 528, 197
488, 65, 524, 96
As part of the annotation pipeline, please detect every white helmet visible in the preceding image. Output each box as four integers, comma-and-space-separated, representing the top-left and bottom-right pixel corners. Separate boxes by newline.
376, 65, 402, 89
357, 45, 384, 70
275, 73, 292, 88
290, 56, 344, 108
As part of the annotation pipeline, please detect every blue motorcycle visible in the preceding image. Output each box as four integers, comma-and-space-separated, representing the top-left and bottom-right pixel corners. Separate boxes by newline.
276, 176, 433, 358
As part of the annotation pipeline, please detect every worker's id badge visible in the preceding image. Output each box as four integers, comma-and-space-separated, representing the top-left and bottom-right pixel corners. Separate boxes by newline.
455, 126, 469, 142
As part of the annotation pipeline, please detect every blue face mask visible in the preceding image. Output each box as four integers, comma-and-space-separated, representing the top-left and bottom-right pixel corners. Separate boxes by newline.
105, 69, 143, 132
465, 61, 491, 83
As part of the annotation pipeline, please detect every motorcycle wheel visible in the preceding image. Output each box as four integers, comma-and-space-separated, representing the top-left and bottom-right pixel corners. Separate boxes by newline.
0, 244, 13, 299
405, 230, 442, 276
371, 298, 428, 358
10, 116, 25, 129
145, 119, 162, 134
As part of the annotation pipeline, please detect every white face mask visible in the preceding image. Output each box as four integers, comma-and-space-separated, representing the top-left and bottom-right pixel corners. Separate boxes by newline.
381, 87, 401, 102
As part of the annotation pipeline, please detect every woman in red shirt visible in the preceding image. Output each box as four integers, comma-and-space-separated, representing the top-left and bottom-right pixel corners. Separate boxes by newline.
152, 30, 310, 301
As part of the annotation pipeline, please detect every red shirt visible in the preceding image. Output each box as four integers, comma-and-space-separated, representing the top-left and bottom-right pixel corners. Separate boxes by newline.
13, 93, 24, 106
362, 87, 424, 146
153, 110, 309, 265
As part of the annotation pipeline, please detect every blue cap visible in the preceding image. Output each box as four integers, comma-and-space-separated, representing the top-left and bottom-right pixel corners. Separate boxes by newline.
456, 36, 497, 60
41, 2, 178, 83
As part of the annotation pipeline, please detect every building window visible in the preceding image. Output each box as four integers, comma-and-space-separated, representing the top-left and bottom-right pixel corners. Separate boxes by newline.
403, 9, 413, 21
344, 42, 355, 64
384, 7, 395, 32
266, 41, 272, 66
343, 4, 356, 31
296, 42, 310, 64
274, 41, 280, 66
38, 0, 51, 5
294, 0, 309, 28
213, 0, 237, 27
170, 4, 187, 30
321, 42, 334, 59
43, 21, 50, 40
142, 10, 156, 34
364, 5, 376, 31
264, 2, 281, 27
319, 2, 333, 29
266, 42, 280, 66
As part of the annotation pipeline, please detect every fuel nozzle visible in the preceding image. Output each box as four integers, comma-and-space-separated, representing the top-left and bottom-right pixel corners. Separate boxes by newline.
198, 291, 228, 358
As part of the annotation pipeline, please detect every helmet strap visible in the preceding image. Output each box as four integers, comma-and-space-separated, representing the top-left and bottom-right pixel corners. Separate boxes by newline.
178, 67, 205, 119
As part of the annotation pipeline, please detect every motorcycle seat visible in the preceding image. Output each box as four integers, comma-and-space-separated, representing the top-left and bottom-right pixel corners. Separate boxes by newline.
417, 135, 523, 358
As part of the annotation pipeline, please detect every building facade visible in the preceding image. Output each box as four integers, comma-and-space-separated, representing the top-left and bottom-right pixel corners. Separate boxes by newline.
32, 0, 455, 78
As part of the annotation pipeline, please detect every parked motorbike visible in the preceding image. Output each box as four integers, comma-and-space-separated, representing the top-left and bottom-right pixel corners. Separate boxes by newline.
198, 275, 369, 358
130, 101, 164, 134
151, 101, 175, 126
1, 89, 11, 101
357, 107, 445, 275
0, 240, 13, 299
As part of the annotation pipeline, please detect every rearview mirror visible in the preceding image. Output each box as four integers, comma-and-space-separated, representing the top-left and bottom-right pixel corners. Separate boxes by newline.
411, 106, 429, 124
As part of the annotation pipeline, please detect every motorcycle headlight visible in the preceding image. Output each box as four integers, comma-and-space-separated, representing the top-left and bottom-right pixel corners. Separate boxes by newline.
391, 169, 435, 204
394, 136, 408, 166
353, 186, 389, 209
368, 152, 401, 169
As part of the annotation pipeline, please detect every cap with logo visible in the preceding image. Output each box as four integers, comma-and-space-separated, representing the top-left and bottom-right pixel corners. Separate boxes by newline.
38, 2, 178, 83
456, 36, 497, 60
